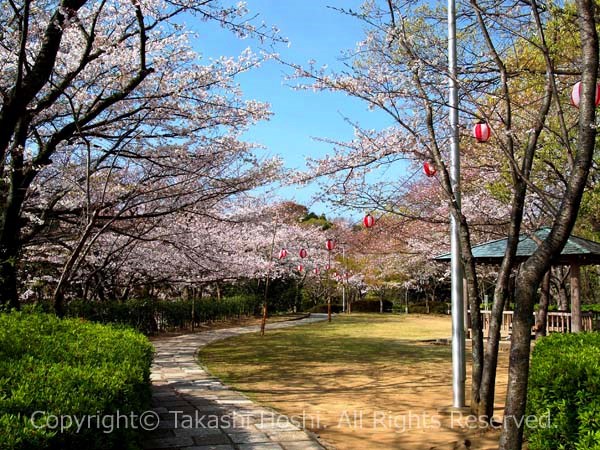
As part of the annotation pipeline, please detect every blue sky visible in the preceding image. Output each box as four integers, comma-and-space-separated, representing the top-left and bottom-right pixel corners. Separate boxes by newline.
192, 0, 394, 217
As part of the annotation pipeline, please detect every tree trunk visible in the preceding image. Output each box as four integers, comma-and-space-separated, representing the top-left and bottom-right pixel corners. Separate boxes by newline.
478, 271, 510, 420
570, 264, 582, 332
556, 267, 570, 311
0, 147, 30, 309
535, 271, 551, 339
0, 255, 19, 309
551, 266, 570, 310
457, 219, 484, 415
53, 211, 99, 316
261, 273, 270, 336
499, 268, 539, 450
260, 302, 268, 336
479, 186, 527, 421
191, 297, 195, 332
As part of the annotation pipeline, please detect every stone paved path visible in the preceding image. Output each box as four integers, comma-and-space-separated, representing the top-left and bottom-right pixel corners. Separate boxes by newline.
142, 315, 329, 450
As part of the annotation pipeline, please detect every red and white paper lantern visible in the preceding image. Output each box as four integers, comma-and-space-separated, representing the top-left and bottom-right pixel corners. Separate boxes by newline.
363, 213, 375, 228
473, 122, 491, 143
297, 264, 304, 272
278, 248, 288, 259
423, 161, 437, 177
325, 239, 336, 251
570, 81, 600, 108
299, 248, 308, 258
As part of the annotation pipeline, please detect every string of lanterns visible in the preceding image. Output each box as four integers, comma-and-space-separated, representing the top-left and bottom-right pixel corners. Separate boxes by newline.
276, 239, 342, 277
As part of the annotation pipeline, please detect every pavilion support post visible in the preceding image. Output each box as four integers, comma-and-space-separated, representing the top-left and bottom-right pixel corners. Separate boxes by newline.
571, 264, 582, 333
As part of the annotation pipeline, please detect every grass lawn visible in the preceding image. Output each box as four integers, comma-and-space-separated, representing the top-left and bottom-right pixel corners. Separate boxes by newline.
198, 313, 508, 450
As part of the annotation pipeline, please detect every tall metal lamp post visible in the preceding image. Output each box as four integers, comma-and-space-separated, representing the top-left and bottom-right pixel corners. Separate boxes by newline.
448, 0, 466, 408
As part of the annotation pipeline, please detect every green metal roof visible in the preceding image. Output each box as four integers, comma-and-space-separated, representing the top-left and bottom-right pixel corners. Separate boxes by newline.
435, 228, 600, 265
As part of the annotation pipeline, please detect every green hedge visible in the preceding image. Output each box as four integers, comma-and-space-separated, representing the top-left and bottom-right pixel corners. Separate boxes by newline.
527, 332, 600, 449
309, 303, 343, 314
351, 299, 393, 313
65, 295, 259, 334
0, 312, 153, 450
406, 302, 449, 315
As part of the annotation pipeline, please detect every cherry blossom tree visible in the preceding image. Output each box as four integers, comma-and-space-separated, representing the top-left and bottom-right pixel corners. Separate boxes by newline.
22, 197, 333, 318
0, 0, 282, 308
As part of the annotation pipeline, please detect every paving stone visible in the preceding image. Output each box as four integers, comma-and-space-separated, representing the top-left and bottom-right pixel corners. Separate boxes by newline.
163, 406, 199, 416
227, 431, 271, 444
182, 446, 235, 450
264, 431, 314, 442
142, 436, 194, 449
281, 442, 326, 450
215, 398, 254, 406
152, 406, 169, 414
254, 421, 300, 432
157, 420, 177, 430
143, 428, 174, 440
237, 444, 284, 450
192, 434, 232, 446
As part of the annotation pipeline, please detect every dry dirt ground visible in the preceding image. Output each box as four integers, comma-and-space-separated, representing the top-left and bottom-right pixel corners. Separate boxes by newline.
199, 314, 511, 450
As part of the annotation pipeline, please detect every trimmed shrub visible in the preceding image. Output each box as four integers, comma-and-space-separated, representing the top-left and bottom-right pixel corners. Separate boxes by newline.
65, 295, 260, 334
309, 303, 343, 314
351, 299, 393, 313
407, 302, 449, 315
527, 332, 600, 449
0, 312, 153, 450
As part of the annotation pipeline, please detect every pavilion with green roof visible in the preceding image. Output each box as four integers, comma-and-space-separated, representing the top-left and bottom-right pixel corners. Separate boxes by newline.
435, 228, 600, 334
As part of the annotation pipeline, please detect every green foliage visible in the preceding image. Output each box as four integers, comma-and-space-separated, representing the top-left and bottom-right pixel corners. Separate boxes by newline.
0, 312, 153, 450
65, 296, 260, 334
300, 212, 333, 230
527, 332, 600, 449
582, 304, 600, 313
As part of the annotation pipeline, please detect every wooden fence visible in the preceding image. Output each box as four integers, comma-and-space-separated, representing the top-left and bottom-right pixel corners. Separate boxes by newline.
468, 310, 595, 338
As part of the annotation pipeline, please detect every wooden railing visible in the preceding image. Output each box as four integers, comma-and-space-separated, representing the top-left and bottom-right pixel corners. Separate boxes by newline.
468, 310, 595, 337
